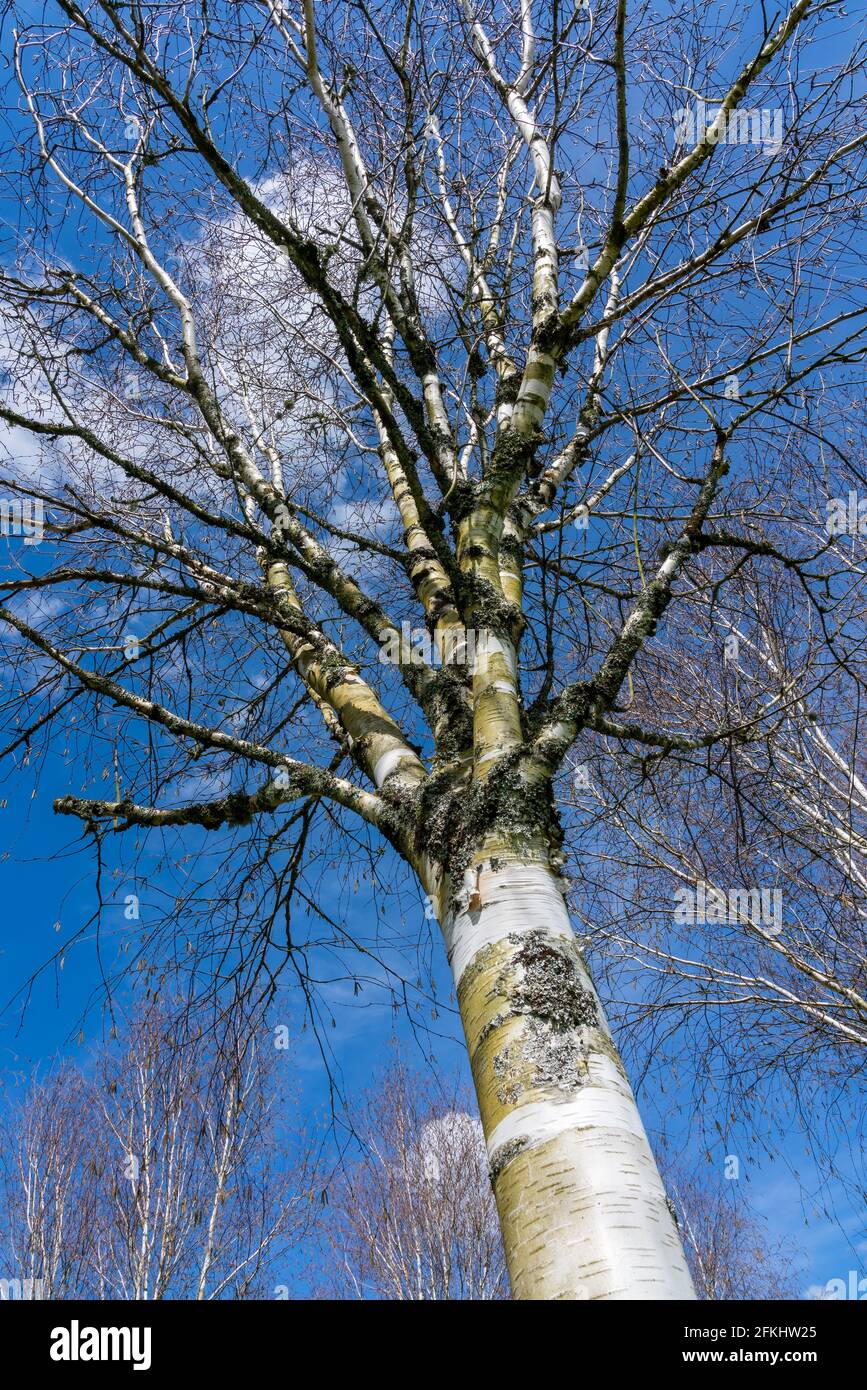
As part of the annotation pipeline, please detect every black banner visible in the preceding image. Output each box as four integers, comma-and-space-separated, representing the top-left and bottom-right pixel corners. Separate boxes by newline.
1, 1296, 860, 1377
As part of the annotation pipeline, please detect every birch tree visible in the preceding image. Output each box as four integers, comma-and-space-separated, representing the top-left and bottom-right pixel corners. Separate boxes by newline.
0, 1004, 314, 1298
1, 0, 865, 1299
667, 1163, 805, 1301
324, 1062, 509, 1300
0, 1066, 97, 1299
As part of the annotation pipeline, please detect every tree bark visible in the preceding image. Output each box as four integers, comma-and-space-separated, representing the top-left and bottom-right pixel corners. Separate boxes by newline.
444, 842, 696, 1300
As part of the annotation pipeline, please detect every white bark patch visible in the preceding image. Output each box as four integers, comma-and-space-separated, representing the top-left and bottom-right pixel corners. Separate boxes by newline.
486, 1054, 642, 1164
473, 632, 517, 678
372, 747, 408, 788
500, 1121, 697, 1300
445, 860, 572, 988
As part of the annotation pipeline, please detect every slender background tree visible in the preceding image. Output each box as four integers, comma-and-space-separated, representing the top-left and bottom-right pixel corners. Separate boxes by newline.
322, 1062, 509, 1300
0, 1002, 315, 1299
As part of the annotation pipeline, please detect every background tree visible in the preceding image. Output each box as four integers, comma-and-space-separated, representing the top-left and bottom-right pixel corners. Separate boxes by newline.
0, 1064, 97, 1300
323, 1061, 509, 1300
0, 0, 865, 1298
0, 1003, 314, 1298
668, 1164, 806, 1302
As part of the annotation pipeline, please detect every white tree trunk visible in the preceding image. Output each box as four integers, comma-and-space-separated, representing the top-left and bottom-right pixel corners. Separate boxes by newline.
444, 848, 696, 1300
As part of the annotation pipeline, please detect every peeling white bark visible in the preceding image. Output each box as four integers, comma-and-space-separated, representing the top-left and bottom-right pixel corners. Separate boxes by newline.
445, 858, 573, 986
446, 857, 696, 1300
